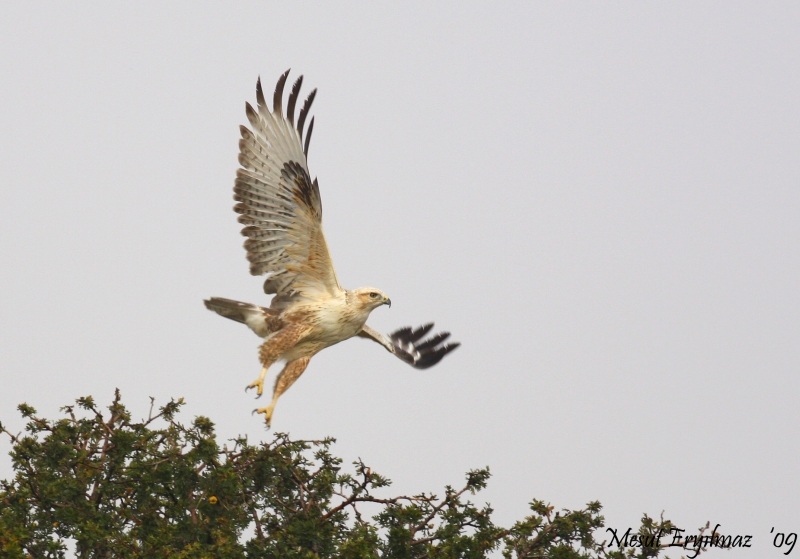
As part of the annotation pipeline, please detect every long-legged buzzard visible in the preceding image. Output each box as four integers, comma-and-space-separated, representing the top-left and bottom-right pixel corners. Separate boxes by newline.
205, 70, 459, 427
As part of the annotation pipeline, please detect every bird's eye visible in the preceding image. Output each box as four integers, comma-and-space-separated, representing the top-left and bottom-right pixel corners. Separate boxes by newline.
369, 292, 379, 299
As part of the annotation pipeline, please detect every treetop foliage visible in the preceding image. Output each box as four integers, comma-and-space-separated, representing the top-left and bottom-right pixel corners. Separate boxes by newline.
0, 391, 700, 558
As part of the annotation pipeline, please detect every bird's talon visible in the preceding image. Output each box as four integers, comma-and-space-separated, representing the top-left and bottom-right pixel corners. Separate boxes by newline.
252, 405, 274, 429
245, 379, 264, 397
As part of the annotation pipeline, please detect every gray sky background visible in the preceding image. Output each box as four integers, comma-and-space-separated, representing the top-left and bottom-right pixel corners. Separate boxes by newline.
2, 3, 798, 557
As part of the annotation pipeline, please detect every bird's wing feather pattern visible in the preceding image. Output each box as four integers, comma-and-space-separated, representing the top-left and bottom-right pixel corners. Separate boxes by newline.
358, 323, 461, 369
234, 69, 341, 303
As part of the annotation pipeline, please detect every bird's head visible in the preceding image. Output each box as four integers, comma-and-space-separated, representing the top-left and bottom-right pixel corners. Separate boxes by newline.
351, 287, 391, 311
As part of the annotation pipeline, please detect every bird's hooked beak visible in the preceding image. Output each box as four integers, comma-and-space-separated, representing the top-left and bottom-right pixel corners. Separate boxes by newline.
384, 297, 392, 308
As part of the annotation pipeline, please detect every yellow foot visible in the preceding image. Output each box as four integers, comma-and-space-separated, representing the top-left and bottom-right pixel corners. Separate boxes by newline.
245, 379, 264, 397
252, 405, 274, 429
245, 367, 268, 398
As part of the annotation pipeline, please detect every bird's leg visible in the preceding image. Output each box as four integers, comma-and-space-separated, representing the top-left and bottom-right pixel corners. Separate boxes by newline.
245, 332, 286, 397
246, 324, 305, 398
254, 357, 310, 428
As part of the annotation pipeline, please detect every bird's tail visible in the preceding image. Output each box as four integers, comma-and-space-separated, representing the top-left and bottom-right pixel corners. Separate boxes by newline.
204, 297, 279, 338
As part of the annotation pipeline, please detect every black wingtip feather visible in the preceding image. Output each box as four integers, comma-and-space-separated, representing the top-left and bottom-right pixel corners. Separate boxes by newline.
287, 75, 303, 126
416, 332, 451, 352
391, 323, 434, 345
416, 342, 459, 369
273, 69, 290, 116
255, 76, 267, 111
244, 102, 260, 129
298, 88, 317, 141
304, 116, 315, 157
414, 323, 435, 340
388, 323, 459, 369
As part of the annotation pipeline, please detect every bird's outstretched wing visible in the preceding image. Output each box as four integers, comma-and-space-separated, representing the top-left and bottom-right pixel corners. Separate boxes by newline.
235, 69, 341, 304
358, 323, 460, 369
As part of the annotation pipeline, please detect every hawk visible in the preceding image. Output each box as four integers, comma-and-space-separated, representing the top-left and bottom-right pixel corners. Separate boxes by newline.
205, 70, 459, 427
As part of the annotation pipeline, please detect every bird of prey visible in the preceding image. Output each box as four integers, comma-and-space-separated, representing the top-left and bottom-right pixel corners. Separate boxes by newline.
205, 70, 459, 427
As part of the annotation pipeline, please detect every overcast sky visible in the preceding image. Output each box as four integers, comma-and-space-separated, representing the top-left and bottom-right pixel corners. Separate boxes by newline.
2, 3, 799, 557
